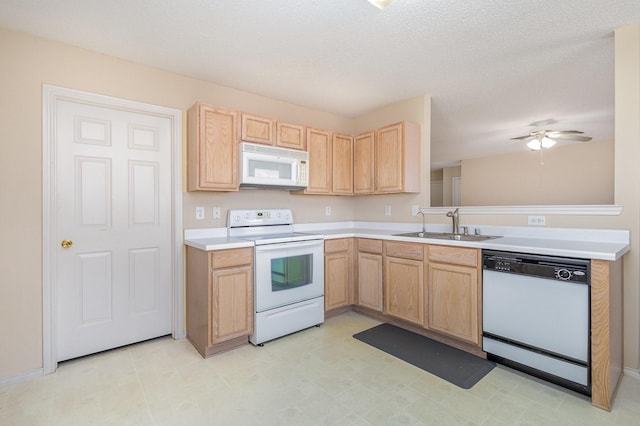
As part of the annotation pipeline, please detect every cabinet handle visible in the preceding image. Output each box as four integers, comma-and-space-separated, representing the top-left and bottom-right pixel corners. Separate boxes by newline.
61, 240, 73, 248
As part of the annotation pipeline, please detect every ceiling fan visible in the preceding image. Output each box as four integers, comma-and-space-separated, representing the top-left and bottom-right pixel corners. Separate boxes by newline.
510, 130, 593, 151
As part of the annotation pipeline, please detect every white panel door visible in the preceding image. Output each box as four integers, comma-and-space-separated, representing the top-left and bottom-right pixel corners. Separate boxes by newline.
55, 99, 172, 361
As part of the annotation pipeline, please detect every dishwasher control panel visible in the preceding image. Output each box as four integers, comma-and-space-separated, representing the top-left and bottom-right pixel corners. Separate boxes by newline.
482, 250, 590, 284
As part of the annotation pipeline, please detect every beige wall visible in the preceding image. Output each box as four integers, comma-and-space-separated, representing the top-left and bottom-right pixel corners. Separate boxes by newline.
614, 23, 640, 375
442, 166, 461, 206
1, 23, 639, 382
430, 169, 444, 207
461, 140, 614, 206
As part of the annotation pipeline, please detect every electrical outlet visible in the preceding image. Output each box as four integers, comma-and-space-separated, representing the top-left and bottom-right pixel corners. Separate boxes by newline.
325, 206, 332, 216
412, 205, 420, 216
213, 207, 221, 219
195, 206, 205, 220
528, 215, 546, 226
384, 205, 391, 216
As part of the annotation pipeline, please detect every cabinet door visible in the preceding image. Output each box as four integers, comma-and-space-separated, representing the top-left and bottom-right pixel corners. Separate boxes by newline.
427, 262, 479, 345
276, 121, 306, 150
241, 113, 275, 145
332, 133, 354, 195
305, 128, 332, 193
210, 265, 253, 344
384, 256, 424, 326
187, 103, 239, 191
375, 122, 404, 193
325, 250, 353, 311
354, 131, 375, 194
374, 121, 420, 194
357, 252, 383, 311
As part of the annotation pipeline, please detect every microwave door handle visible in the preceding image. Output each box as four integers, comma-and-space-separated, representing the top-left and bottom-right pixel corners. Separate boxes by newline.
254, 239, 323, 252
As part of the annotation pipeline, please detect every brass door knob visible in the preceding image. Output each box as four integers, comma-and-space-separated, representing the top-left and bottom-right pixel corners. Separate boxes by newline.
61, 240, 73, 248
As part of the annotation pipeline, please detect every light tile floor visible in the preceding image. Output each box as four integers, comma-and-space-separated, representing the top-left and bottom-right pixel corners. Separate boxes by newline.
1, 311, 639, 425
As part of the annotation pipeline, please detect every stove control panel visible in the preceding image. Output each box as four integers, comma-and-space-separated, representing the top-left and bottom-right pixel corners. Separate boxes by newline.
228, 209, 293, 228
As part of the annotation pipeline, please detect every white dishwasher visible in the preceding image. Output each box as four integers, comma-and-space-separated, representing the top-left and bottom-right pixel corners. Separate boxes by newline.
482, 250, 591, 395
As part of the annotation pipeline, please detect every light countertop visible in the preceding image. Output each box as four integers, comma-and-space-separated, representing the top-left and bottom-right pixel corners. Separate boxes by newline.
183, 237, 254, 251
318, 228, 629, 261
184, 223, 630, 261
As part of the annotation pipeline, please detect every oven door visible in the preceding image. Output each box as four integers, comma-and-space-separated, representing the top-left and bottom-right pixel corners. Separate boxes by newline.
254, 239, 324, 312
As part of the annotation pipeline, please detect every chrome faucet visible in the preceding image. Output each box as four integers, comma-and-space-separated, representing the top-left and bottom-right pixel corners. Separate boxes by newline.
446, 208, 460, 235
417, 210, 427, 233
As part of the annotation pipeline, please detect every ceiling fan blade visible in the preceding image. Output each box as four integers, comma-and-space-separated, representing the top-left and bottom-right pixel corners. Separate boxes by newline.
548, 134, 592, 142
546, 130, 584, 135
509, 135, 534, 140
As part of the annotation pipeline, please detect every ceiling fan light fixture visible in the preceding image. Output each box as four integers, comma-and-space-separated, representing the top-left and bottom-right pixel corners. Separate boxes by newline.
540, 137, 556, 149
526, 139, 541, 151
526, 136, 556, 151
368, 0, 395, 9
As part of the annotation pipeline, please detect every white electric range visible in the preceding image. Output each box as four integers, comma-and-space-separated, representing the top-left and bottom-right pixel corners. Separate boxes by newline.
228, 209, 325, 345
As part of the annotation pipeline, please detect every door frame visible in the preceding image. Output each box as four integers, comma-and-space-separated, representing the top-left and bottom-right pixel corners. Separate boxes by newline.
42, 84, 184, 374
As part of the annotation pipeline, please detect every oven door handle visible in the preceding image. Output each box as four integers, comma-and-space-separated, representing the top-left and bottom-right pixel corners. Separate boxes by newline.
254, 239, 324, 252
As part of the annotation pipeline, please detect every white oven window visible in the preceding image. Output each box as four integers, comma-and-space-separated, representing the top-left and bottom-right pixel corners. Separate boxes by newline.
254, 240, 324, 313
271, 254, 312, 291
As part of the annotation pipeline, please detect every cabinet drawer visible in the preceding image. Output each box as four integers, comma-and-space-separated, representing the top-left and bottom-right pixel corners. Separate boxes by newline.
210, 247, 253, 269
325, 238, 352, 253
358, 238, 383, 254
385, 241, 424, 260
428, 245, 479, 267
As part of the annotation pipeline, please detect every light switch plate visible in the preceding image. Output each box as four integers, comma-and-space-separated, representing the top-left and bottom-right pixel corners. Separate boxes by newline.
195, 207, 205, 220
213, 207, 221, 219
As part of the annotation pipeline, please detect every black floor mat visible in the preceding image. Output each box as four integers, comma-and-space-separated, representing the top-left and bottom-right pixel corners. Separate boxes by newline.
353, 323, 495, 389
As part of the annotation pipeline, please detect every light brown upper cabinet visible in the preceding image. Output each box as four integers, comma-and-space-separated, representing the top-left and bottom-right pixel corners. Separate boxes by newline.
187, 103, 239, 191
301, 127, 332, 194
332, 133, 354, 195
354, 131, 375, 194
276, 121, 306, 150
375, 121, 421, 193
241, 113, 275, 145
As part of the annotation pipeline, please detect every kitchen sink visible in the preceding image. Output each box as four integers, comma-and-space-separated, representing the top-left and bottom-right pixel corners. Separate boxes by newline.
393, 231, 501, 241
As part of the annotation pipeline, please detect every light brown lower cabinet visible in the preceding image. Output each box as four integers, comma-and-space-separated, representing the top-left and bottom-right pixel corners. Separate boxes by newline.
383, 241, 425, 326
356, 238, 383, 312
426, 245, 481, 345
186, 246, 254, 358
324, 238, 353, 311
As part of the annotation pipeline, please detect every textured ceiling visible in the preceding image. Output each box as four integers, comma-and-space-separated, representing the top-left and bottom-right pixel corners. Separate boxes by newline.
1, 0, 639, 169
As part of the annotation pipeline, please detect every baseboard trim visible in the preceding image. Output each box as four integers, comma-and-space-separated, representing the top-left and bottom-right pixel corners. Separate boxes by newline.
624, 367, 640, 380
0, 369, 43, 386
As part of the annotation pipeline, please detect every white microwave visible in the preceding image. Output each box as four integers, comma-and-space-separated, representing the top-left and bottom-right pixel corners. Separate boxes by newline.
239, 142, 309, 190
